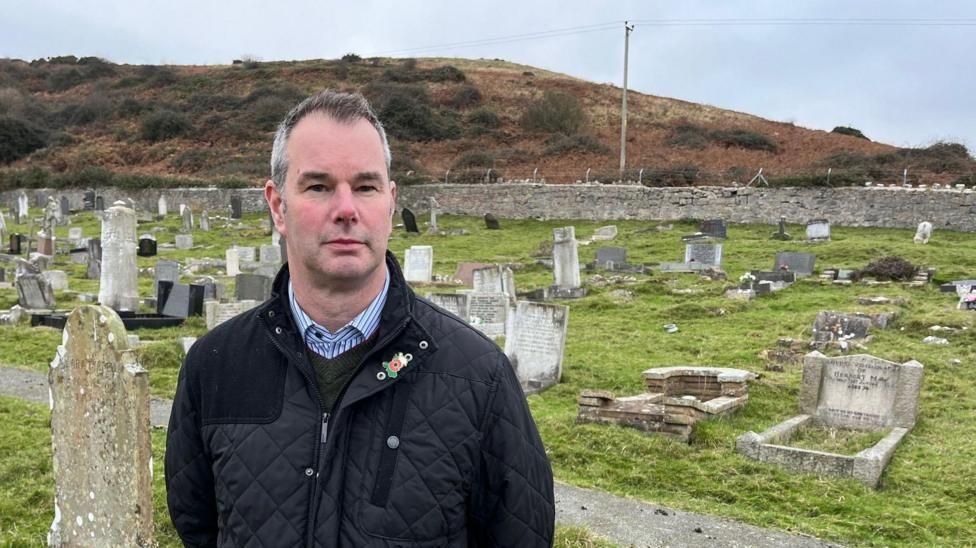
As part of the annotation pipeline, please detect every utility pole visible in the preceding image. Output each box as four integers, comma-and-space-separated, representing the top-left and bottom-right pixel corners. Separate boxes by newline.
619, 21, 635, 178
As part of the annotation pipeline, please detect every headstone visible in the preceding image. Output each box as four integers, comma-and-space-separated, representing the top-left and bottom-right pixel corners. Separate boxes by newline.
0, 209, 6, 239
404, 245, 433, 283
751, 270, 796, 284
428, 197, 439, 233
236, 246, 256, 262
772, 215, 792, 240
956, 284, 976, 310
226, 247, 241, 277
86, 238, 102, 279
260, 244, 282, 265
16, 274, 55, 309
698, 219, 727, 239
42, 270, 69, 291
199, 210, 210, 232
774, 252, 816, 276
473, 266, 504, 294
154, 259, 180, 294
684, 243, 722, 266
155, 280, 174, 315
157, 195, 168, 217
59, 195, 70, 217
98, 202, 139, 312
205, 299, 260, 330
913, 221, 932, 244
83, 190, 95, 211
453, 262, 492, 285
427, 293, 468, 319
47, 305, 155, 546
161, 283, 206, 318
174, 234, 193, 249
9, 233, 23, 254
552, 226, 581, 290
235, 273, 273, 302
137, 235, 157, 257
467, 292, 509, 338
230, 196, 243, 219
181, 207, 192, 233
811, 311, 873, 344
401, 208, 419, 233
17, 192, 29, 223
504, 301, 569, 392
484, 213, 500, 230
806, 219, 830, 241
595, 247, 627, 269
68, 227, 83, 243
95, 196, 105, 211
36, 233, 55, 256
591, 225, 618, 241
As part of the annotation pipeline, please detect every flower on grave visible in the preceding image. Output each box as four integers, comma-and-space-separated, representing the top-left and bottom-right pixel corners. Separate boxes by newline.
739, 273, 756, 284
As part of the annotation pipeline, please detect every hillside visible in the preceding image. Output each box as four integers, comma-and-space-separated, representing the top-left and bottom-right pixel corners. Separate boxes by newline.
1, 55, 974, 189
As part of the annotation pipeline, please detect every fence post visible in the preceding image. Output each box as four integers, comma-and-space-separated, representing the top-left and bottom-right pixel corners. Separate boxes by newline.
585, 168, 591, 183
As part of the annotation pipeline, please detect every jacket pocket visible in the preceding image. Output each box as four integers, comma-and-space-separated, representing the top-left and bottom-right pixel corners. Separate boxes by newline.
358, 498, 454, 547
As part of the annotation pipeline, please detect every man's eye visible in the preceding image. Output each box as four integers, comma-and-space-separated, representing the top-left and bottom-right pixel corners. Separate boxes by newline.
307, 184, 326, 192
357, 185, 378, 192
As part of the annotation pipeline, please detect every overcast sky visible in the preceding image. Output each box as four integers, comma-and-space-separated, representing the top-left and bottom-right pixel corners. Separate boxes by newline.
2, 0, 974, 150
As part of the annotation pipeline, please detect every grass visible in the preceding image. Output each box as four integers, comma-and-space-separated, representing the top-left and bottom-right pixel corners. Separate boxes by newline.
789, 426, 890, 455
2, 210, 976, 545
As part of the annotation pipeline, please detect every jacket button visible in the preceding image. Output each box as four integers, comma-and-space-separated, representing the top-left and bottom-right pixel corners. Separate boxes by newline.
305, 467, 314, 477
268, 310, 275, 317
419, 340, 429, 350
376, 371, 387, 381
275, 327, 283, 335
386, 435, 400, 449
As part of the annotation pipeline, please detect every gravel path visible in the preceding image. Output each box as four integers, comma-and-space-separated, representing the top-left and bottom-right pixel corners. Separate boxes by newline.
1, 366, 841, 547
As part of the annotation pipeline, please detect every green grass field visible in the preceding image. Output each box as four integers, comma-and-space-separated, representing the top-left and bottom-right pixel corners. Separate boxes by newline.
2, 208, 975, 546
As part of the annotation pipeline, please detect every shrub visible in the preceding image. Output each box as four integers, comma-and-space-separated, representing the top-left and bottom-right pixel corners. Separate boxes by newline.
666, 124, 710, 149
467, 108, 500, 128
711, 129, 778, 152
853, 256, 918, 282
454, 151, 494, 169
140, 109, 192, 142
0, 87, 26, 116
78, 57, 117, 78
240, 55, 261, 69
640, 166, 701, 187
0, 116, 46, 164
243, 82, 305, 105
521, 90, 585, 135
382, 66, 421, 83
248, 96, 292, 130
137, 65, 178, 86
185, 93, 239, 114
426, 65, 465, 82
57, 94, 113, 126
447, 85, 482, 109
367, 83, 460, 141
832, 126, 869, 140
117, 97, 144, 117
170, 149, 211, 172
544, 133, 609, 155
341, 53, 362, 63
46, 66, 86, 92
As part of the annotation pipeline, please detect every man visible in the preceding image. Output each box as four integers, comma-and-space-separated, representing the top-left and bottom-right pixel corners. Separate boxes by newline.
165, 90, 555, 547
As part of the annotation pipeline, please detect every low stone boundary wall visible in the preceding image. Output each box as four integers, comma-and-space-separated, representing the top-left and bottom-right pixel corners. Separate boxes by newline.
4, 183, 975, 231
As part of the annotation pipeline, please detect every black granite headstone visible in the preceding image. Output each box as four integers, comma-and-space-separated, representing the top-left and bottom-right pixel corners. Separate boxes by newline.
59, 196, 70, 216
231, 196, 243, 219
9, 233, 23, 255
402, 208, 419, 233
95, 196, 105, 211
595, 247, 627, 268
156, 280, 175, 315
188, 283, 206, 316
235, 273, 273, 301
773, 252, 816, 276
161, 283, 203, 318
86, 238, 102, 280
137, 237, 157, 257
0, 267, 5, 282
484, 213, 500, 230
83, 191, 95, 211
698, 219, 727, 239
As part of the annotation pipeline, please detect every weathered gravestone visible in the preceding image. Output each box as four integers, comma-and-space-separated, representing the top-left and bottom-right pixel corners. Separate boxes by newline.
684, 242, 722, 266
199, 210, 210, 232
98, 202, 139, 312
698, 219, 727, 239
427, 293, 469, 319
428, 197, 439, 233
157, 195, 168, 217
42, 270, 69, 291
467, 292, 509, 338
259, 244, 282, 265
205, 299, 260, 330
590, 225, 618, 241
236, 246, 256, 263
174, 234, 193, 250
235, 273, 273, 302
154, 259, 180, 294
137, 235, 157, 257
83, 190, 95, 212
230, 195, 243, 219
956, 284, 976, 310
552, 226, 581, 290
68, 227, 83, 244
737, 352, 923, 488
806, 219, 831, 241
17, 192, 29, 223
85, 238, 101, 280
404, 245, 433, 283
595, 247, 627, 269
181, 207, 193, 233
472, 265, 515, 299
913, 221, 932, 244
774, 252, 816, 276
772, 215, 792, 241
484, 213, 500, 230
225, 247, 241, 277
47, 305, 154, 545
504, 301, 569, 393
453, 262, 492, 285
59, 195, 70, 217
811, 311, 874, 346
401, 208, 419, 233
36, 233, 55, 256
16, 274, 55, 309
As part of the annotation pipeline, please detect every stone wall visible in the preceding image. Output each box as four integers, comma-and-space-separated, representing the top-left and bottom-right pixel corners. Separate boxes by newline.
4, 183, 976, 231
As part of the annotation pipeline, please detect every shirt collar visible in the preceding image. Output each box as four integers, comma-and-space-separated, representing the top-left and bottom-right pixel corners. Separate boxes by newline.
288, 270, 390, 341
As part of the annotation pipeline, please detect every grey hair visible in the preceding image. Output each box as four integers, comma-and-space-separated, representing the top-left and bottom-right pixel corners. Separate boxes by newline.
270, 89, 392, 192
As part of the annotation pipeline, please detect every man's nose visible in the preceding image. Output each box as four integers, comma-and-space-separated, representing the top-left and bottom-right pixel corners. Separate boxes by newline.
332, 184, 358, 223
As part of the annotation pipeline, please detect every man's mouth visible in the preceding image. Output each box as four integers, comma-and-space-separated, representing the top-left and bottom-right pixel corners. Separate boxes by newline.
326, 238, 365, 248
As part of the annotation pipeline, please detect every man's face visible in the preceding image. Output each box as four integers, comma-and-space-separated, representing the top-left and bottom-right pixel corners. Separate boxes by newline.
265, 113, 396, 290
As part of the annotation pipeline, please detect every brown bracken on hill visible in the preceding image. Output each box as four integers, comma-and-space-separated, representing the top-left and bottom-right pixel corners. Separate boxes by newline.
0, 55, 973, 189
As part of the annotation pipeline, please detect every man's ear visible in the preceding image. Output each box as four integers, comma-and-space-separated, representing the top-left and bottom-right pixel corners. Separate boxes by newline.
389, 180, 397, 218
264, 180, 287, 236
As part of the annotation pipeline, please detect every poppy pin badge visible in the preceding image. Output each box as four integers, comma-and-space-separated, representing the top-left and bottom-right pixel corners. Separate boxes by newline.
381, 352, 413, 379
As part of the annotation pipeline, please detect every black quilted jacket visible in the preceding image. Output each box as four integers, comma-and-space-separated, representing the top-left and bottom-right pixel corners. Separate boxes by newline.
165, 252, 555, 547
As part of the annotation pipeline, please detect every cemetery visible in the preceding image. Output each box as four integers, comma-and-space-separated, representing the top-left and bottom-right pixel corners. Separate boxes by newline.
0, 200, 975, 546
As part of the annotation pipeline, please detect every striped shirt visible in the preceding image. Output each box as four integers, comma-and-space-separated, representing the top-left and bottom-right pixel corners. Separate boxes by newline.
288, 271, 389, 358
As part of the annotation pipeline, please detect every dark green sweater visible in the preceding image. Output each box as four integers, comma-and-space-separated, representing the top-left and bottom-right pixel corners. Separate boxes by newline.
305, 336, 377, 413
